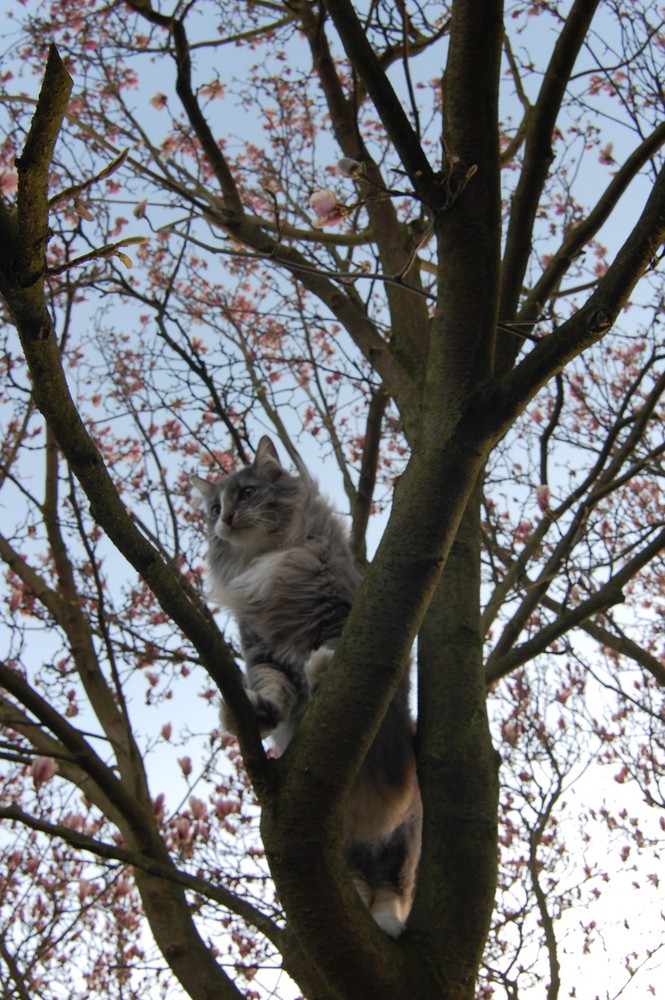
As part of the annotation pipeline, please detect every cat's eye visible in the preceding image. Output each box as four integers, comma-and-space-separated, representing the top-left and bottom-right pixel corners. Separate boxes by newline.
211, 502, 221, 517
239, 486, 256, 501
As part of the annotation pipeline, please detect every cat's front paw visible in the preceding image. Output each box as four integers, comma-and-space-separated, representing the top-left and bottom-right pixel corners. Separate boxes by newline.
304, 646, 335, 694
248, 688, 283, 733
220, 689, 281, 737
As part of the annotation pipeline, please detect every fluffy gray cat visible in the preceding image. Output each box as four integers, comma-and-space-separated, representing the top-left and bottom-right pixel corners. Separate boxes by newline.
192, 436, 421, 937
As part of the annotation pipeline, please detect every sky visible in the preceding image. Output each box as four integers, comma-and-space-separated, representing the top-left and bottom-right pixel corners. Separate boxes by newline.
0, 1, 663, 997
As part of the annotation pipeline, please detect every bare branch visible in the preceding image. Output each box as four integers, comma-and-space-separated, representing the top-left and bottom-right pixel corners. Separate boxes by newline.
0, 803, 284, 945
499, 0, 602, 325
491, 161, 665, 434
575, 618, 665, 687
521, 122, 665, 319
321, 0, 438, 203
486, 526, 665, 683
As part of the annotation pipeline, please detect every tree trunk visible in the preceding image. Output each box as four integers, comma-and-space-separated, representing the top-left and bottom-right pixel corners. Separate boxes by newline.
414, 482, 499, 998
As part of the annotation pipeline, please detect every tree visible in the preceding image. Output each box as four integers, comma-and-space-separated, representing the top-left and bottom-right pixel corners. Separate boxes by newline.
0, 1, 663, 997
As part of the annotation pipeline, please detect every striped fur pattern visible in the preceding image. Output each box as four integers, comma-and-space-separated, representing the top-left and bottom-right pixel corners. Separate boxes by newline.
192, 437, 421, 937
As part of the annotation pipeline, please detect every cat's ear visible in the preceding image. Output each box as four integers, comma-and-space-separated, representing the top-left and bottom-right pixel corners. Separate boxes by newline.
190, 475, 217, 507
254, 436, 282, 471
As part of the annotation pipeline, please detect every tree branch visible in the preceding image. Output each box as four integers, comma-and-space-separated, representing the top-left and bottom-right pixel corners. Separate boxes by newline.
0, 45, 71, 336
0, 694, 125, 826
490, 160, 665, 435
0, 936, 32, 1000
350, 385, 388, 564
42, 429, 146, 788
0, 48, 269, 788
427, 0, 503, 398
0, 661, 150, 829
521, 121, 665, 319
485, 526, 665, 683
527, 762, 563, 1000
0, 795, 336, 1000
15, 46, 73, 287
579, 618, 665, 688
0, 803, 283, 945
295, 0, 431, 384
321, 0, 439, 204
171, 18, 245, 220
499, 0, 602, 325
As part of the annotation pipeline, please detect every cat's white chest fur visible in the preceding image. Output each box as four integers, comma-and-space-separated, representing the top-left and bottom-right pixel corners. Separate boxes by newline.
215, 550, 290, 610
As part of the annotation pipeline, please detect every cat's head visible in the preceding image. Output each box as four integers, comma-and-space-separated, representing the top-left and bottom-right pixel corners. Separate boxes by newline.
192, 437, 302, 551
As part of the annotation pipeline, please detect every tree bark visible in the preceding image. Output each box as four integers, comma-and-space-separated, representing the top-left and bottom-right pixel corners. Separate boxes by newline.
414, 485, 499, 998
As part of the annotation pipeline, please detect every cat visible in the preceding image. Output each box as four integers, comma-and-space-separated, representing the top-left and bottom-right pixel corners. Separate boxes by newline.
192, 436, 421, 938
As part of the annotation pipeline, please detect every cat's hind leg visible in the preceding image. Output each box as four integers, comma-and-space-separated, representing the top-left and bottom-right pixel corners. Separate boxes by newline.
350, 875, 406, 939
370, 887, 408, 939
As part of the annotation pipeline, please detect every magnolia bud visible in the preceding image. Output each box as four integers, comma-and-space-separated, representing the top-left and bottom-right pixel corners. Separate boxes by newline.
536, 484, 551, 512
337, 157, 363, 177
31, 756, 58, 788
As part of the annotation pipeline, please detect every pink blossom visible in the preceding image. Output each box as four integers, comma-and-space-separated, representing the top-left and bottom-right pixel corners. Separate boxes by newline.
536, 484, 551, 512
309, 188, 336, 217
62, 811, 85, 831
152, 793, 166, 823
599, 143, 615, 165
78, 879, 94, 902
214, 798, 240, 819
502, 719, 520, 746
309, 189, 348, 228
178, 755, 192, 777
31, 756, 58, 788
176, 816, 191, 840
0, 170, 18, 197
200, 80, 225, 100
189, 795, 207, 819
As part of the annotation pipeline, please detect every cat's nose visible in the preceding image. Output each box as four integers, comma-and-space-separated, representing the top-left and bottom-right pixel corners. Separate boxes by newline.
222, 511, 234, 526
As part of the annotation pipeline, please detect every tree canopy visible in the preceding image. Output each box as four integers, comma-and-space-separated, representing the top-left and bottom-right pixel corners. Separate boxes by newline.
0, 1, 664, 998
